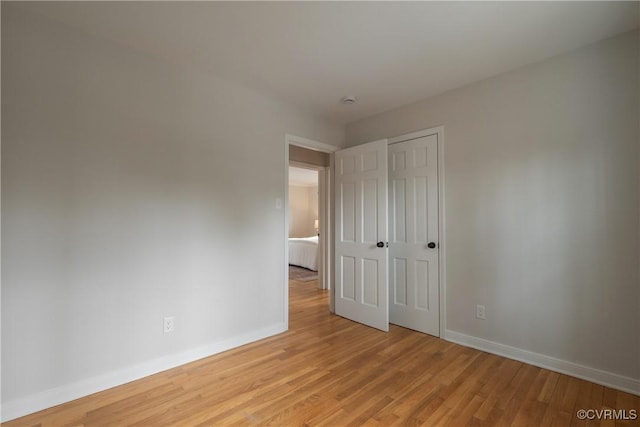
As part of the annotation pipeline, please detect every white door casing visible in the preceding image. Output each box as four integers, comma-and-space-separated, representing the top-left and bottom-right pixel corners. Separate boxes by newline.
388, 135, 440, 336
334, 140, 389, 331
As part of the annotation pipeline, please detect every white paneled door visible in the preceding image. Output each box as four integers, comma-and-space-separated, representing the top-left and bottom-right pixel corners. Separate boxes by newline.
388, 135, 440, 336
334, 140, 389, 331
334, 133, 440, 335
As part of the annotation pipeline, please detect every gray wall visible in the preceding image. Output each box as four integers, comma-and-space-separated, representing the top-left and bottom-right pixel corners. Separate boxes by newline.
347, 31, 639, 381
289, 145, 330, 168
1, 5, 344, 408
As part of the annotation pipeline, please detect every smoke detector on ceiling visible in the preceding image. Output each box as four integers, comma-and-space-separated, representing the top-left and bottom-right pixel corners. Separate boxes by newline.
341, 96, 357, 105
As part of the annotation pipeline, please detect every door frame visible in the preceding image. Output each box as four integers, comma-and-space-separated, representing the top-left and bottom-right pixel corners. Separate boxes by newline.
388, 126, 446, 338
284, 134, 339, 327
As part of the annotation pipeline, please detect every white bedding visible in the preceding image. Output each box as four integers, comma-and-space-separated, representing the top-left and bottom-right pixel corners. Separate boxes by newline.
289, 236, 319, 271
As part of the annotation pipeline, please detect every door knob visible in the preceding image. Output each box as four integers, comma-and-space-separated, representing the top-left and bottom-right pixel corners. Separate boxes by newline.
427, 242, 437, 249
376, 242, 384, 248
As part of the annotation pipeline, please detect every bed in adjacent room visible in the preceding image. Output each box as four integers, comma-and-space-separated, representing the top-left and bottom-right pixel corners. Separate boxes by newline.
288, 236, 318, 271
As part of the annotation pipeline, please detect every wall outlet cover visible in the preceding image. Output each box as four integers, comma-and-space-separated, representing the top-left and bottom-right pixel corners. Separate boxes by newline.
163, 316, 175, 333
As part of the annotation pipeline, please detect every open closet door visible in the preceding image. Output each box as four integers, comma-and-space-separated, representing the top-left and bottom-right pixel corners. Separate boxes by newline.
334, 140, 389, 331
388, 134, 440, 336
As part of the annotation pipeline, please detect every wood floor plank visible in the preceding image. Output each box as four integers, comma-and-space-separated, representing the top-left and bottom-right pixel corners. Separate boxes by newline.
570, 380, 594, 427
616, 391, 640, 426
5, 279, 638, 427
511, 369, 552, 427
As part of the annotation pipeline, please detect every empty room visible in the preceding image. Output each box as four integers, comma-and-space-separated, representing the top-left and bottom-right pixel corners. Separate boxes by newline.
2, 2, 639, 426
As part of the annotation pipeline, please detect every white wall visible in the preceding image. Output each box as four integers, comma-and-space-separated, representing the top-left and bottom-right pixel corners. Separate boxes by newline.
1, 5, 344, 418
288, 185, 318, 238
348, 31, 639, 385
308, 185, 319, 237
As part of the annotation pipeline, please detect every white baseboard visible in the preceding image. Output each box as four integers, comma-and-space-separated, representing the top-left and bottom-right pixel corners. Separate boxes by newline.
445, 329, 640, 396
1, 323, 287, 423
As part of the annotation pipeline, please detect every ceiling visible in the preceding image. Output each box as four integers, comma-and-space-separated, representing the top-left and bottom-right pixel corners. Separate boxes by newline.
289, 167, 318, 187
17, 2, 640, 125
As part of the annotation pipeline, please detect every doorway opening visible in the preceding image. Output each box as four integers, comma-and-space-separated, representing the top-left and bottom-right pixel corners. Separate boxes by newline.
288, 165, 320, 279
284, 135, 338, 328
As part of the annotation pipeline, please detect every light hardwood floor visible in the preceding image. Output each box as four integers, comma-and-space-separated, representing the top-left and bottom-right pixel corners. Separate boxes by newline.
5, 279, 639, 426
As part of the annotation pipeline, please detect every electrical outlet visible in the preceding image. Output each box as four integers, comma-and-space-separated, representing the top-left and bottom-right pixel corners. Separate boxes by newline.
163, 316, 175, 333
476, 305, 486, 320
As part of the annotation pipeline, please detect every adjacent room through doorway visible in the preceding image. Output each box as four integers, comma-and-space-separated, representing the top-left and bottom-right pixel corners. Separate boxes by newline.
286, 141, 334, 319
288, 165, 320, 281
